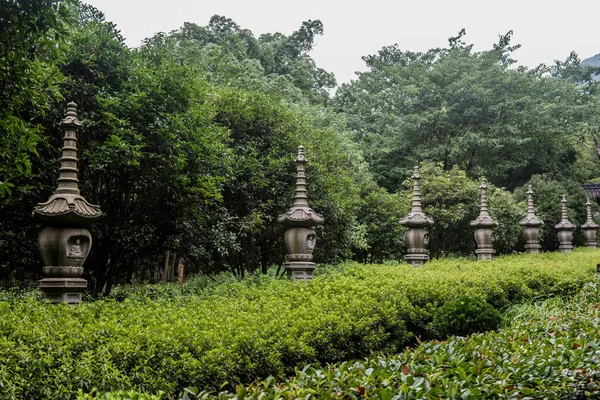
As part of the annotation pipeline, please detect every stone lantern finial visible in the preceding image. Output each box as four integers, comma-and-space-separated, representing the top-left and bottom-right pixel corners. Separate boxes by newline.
278, 145, 324, 280
581, 198, 598, 248
519, 185, 544, 254
555, 195, 576, 253
400, 166, 434, 266
470, 179, 497, 260
32, 102, 101, 304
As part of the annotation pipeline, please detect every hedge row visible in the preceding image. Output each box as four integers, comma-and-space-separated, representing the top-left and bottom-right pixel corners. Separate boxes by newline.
0, 250, 598, 399
196, 276, 600, 399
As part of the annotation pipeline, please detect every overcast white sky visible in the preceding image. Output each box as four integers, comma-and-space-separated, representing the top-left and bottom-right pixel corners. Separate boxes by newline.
85, 0, 600, 85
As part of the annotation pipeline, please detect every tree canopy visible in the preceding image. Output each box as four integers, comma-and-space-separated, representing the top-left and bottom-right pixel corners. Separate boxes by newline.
336, 30, 600, 191
1, 4, 600, 293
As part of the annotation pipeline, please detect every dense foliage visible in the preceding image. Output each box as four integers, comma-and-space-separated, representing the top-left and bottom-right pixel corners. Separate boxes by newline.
1, 2, 600, 290
0, 2, 395, 289
335, 30, 600, 192
0, 250, 597, 399
177, 276, 600, 399
431, 295, 501, 337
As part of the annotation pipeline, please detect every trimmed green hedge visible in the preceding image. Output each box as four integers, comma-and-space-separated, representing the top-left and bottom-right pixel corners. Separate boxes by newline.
0, 249, 598, 399
204, 276, 600, 399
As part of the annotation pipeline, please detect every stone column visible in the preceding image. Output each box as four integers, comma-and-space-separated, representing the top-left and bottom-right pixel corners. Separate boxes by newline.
519, 185, 544, 254
277, 146, 324, 280
470, 179, 497, 260
555, 195, 575, 253
581, 199, 598, 248
33, 102, 102, 303
400, 166, 434, 266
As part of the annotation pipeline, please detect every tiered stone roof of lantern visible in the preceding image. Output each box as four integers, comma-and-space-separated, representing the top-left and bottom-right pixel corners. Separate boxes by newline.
470, 179, 498, 228
581, 199, 599, 229
33, 102, 101, 225
520, 185, 543, 227
554, 195, 575, 230
277, 145, 324, 227
400, 166, 433, 228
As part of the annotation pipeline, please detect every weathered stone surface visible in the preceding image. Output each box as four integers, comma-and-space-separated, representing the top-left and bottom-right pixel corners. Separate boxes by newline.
38, 278, 87, 304
470, 179, 497, 260
582, 199, 598, 248
519, 185, 544, 254
555, 195, 575, 253
34, 102, 101, 304
400, 166, 433, 266
278, 146, 323, 280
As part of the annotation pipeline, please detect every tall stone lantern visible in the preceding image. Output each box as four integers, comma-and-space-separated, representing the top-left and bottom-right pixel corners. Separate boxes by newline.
277, 145, 324, 280
470, 179, 497, 260
555, 195, 575, 253
400, 166, 434, 266
519, 185, 544, 254
581, 199, 598, 248
33, 102, 102, 303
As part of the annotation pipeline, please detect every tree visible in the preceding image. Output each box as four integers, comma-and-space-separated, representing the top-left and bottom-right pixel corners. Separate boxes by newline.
336, 30, 600, 192
145, 16, 336, 105
0, 0, 72, 197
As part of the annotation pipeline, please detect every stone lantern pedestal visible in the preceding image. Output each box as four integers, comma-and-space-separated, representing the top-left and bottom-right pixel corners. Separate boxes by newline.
581, 199, 598, 248
470, 179, 497, 261
400, 166, 434, 266
278, 146, 324, 280
555, 195, 575, 253
33, 102, 101, 303
520, 185, 544, 254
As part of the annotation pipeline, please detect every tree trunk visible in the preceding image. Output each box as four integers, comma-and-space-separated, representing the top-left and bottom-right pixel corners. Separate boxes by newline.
161, 250, 170, 281
177, 258, 184, 288
170, 252, 177, 281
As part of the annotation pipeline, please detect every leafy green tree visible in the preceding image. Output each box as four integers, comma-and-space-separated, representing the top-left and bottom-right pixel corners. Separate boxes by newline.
336, 30, 600, 192
144, 16, 335, 105
0, 0, 72, 197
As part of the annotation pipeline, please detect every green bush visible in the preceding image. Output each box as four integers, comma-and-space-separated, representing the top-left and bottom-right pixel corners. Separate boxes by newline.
202, 276, 600, 399
0, 250, 597, 399
77, 390, 164, 400
432, 295, 501, 337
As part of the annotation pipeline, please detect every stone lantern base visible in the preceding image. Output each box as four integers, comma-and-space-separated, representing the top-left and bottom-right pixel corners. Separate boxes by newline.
524, 242, 541, 254
284, 261, 316, 281
585, 242, 597, 248
404, 254, 429, 266
39, 277, 87, 304
475, 248, 495, 261
558, 244, 573, 253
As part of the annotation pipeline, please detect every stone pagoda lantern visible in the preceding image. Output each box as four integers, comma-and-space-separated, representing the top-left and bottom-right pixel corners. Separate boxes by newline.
519, 185, 544, 254
555, 195, 575, 253
33, 102, 102, 303
277, 145, 324, 280
400, 166, 434, 266
581, 199, 598, 248
470, 179, 497, 260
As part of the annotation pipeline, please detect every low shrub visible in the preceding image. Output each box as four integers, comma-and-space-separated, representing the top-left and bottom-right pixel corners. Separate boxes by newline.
0, 249, 597, 399
198, 276, 600, 399
431, 295, 501, 337
77, 390, 164, 400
